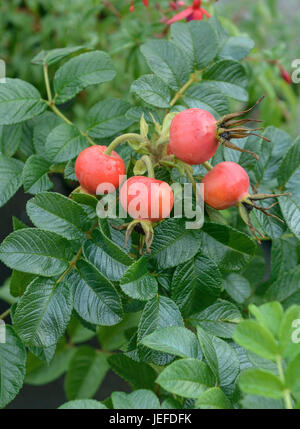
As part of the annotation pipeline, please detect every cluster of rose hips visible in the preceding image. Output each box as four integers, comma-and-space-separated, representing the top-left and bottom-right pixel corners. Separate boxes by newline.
75, 102, 288, 253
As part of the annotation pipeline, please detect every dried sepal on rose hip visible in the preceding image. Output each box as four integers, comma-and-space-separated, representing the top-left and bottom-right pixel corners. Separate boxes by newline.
169, 97, 269, 165
202, 161, 290, 241
119, 176, 174, 254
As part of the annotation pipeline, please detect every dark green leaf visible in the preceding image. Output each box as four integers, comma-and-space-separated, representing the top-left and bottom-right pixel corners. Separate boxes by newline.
45, 124, 89, 163
141, 40, 190, 91
156, 358, 215, 398
65, 346, 109, 400
120, 257, 158, 301
131, 75, 171, 108
0, 228, 72, 276
0, 155, 24, 208
26, 192, 92, 240
54, 51, 116, 104
108, 354, 157, 390
0, 326, 26, 408
22, 155, 53, 194
0, 78, 46, 125
14, 277, 73, 347
86, 98, 134, 138
171, 253, 222, 316
73, 260, 123, 326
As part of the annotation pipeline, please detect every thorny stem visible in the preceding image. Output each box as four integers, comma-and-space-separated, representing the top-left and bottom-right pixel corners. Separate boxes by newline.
104, 133, 146, 156
276, 355, 293, 410
170, 73, 197, 107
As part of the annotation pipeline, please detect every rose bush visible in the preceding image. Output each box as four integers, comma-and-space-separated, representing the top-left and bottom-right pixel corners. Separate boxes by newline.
0, 8, 300, 410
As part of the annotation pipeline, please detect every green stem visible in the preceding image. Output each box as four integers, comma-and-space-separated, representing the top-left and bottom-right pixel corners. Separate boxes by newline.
104, 133, 145, 156
0, 308, 11, 320
276, 355, 293, 409
43, 64, 52, 101
48, 103, 96, 146
48, 102, 73, 125
43, 63, 96, 146
140, 155, 155, 178
170, 73, 197, 107
203, 161, 213, 171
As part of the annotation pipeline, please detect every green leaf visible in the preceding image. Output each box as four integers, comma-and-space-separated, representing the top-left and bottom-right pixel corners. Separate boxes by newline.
33, 111, 63, 155
267, 266, 300, 307
201, 223, 256, 273
195, 387, 232, 409
189, 300, 242, 338
150, 218, 201, 270
120, 257, 158, 301
141, 326, 201, 359
270, 238, 298, 283
25, 347, 75, 385
0, 326, 27, 409
59, 399, 107, 409
0, 155, 24, 207
73, 260, 123, 326
32, 46, 88, 66
233, 320, 278, 360
170, 21, 218, 70
249, 302, 284, 338
241, 395, 283, 409
14, 277, 73, 347
219, 37, 254, 60
183, 82, 229, 118
98, 313, 140, 352
239, 369, 284, 399
83, 229, 133, 282
223, 273, 251, 304
22, 155, 53, 194
131, 75, 171, 108
197, 326, 239, 387
138, 296, 184, 341
65, 346, 109, 400
279, 195, 300, 241
86, 98, 134, 138
286, 354, 300, 395
171, 253, 222, 316
111, 390, 160, 409
156, 358, 215, 398
10, 270, 35, 297
0, 78, 46, 125
202, 60, 248, 102
26, 192, 92, 241
277, 136, 300, 186
278, 305, 300, 359
141, 40, 190, 91
0, 228, 72, 276
45, 124, 89, 163
54, 51, 116, 104
0, 123, 22, 157
108, 354, 157, 390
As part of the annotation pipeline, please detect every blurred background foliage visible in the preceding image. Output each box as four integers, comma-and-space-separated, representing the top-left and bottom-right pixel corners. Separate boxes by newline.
0, 0, 299, 133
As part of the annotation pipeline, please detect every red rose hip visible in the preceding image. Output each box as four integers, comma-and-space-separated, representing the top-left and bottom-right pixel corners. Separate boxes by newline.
120, 176, 174, 222
74, 145, 126, 195
202, 162, 250, 210
169, 108, 218, 165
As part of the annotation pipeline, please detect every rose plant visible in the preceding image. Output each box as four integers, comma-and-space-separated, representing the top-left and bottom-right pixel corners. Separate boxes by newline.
0, 16, 300, 410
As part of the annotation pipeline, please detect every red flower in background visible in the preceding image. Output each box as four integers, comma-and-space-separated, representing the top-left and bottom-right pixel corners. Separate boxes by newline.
129, 0, 149, 12
167, 0, 210, 24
